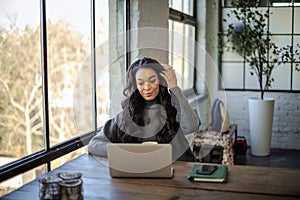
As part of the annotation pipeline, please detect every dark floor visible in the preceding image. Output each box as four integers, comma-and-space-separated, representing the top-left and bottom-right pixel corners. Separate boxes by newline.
235, 148, 300, 169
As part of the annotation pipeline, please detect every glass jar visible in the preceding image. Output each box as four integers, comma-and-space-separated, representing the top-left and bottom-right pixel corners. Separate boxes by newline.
59, 179, 83, 200
38, 175, 62, 200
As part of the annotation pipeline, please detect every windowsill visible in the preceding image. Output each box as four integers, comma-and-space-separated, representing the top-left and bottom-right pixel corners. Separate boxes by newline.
187, 93, 207, 104
183, 88, 207, 104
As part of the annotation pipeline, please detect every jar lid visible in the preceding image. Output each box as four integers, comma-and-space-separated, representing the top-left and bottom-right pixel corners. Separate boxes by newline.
58, 172, 82, 180
59, 179, 82, 187
38, 175, 61, 184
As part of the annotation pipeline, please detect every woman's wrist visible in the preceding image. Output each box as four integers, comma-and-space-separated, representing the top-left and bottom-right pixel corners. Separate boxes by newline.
168, 84, 178, 89
169, 86, 181, 93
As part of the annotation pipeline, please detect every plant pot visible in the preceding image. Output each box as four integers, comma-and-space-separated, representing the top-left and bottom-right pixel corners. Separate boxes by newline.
248, 98, 275, 156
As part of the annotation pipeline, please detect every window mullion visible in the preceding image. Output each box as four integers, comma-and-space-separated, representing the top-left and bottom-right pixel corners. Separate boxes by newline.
91, 0, 97, 131
126, 0, 131, 68
40, 0, 51, 172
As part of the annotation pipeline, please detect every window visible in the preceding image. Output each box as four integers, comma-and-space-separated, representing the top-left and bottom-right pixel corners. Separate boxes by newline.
220, 0, 300, 92
169, 0, 194, 15
0, 0, 127, 195
46, 0, 91, 146
0, 0, 42, 165
169, 0, 196, 91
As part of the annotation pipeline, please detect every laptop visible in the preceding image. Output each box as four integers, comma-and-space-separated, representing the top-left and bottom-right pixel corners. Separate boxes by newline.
107, 143, 174, 178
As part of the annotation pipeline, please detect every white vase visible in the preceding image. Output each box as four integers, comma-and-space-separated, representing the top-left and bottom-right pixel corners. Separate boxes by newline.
248, 98, 275, 156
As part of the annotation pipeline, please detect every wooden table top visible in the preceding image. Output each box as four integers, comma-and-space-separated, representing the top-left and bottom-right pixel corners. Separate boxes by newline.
2, 153, 300, 200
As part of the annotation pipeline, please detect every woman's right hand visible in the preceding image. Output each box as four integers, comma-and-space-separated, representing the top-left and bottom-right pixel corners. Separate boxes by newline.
160, 64, 177, 89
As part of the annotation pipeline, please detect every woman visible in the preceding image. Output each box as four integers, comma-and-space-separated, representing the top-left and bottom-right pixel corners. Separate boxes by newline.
88, 57, 200, 161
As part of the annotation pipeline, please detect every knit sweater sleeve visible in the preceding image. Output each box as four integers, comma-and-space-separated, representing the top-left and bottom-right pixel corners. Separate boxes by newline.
169, 87, 201, 134
87, 113, 122, 157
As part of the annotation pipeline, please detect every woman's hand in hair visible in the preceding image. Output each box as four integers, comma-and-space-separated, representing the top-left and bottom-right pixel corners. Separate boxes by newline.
160, 64, 177, 89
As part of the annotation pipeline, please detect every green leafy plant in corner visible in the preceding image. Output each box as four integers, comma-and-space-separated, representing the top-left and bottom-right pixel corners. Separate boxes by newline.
219, 0, 300, 100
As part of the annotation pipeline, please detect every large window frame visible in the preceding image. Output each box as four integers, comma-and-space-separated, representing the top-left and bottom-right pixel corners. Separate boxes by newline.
0, 0, 129, 184
169, 0, 197, 95
219, 0, 300, 92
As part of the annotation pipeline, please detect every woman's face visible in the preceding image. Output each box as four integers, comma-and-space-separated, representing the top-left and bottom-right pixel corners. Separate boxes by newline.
135, 67, 160, 101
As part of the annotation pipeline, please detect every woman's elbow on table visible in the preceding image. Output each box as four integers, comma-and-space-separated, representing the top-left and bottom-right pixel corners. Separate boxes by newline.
87, 132, 110, 157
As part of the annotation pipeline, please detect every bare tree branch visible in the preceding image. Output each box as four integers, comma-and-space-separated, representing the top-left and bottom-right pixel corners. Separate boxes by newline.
0, 76, 25, 112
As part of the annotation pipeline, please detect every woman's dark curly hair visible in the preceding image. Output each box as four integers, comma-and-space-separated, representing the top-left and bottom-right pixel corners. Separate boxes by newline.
118, 57, 180, 143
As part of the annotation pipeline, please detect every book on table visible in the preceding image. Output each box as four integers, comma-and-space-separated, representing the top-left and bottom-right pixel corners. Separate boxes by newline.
187, 164, 228, 183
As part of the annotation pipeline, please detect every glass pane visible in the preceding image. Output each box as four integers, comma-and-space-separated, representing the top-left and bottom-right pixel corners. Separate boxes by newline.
223, 0, 238, 7
46, 0, 91, 144
169, 0, 194, 16
169, 21, 184, 88
223, 0, 270, 7
222, 7, 267, 61
272, 1, 295, 7
271, 63, 291, 90
269, 35, 292, 61
223, 7, 268, 31
295, 7, 300, 33
168, 20, 195, 90
292, 64, 300, 90
184, 24, 195, 89
221, 62, 244, 89
270, 35, 292, 49
95, 0, 110, 126
0, 0, 42, 164
96, 0, 126, 124
171, 54, 184, 88
269, 7, 292, 34
245, 63, 259, 89
183, 0, 194, 16
96, 1, 109, 46
294, 36, 300, 62
169, 20, 174, 65
221, 36, 243, 61
169, 0, 182, 12
222, 8, 240, 32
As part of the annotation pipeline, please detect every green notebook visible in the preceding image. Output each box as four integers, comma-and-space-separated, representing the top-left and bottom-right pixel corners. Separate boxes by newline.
187, 164, 228, 183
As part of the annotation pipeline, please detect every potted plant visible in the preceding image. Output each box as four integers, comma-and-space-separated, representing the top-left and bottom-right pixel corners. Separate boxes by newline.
219, 0, 300, 156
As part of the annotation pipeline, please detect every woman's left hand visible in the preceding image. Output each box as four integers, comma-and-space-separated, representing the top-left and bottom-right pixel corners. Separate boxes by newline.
160, 64, 177, 89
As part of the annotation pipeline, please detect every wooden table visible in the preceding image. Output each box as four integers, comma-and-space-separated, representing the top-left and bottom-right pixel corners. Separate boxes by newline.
2, 154, 300, 200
